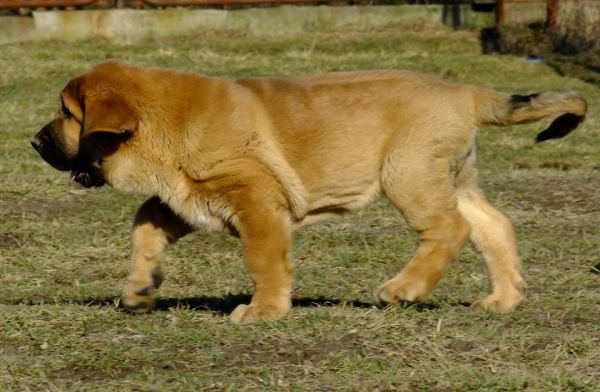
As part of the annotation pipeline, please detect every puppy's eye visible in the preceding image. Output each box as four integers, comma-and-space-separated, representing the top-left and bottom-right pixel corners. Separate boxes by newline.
63, 106, 73, 118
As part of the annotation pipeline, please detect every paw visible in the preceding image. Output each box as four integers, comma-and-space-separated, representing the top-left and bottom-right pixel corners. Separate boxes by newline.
230, 302, 290, 324
471, 292, 524, 313
374, 279, 429, 308
121, 268, 163, 314
121, 285, 158, 314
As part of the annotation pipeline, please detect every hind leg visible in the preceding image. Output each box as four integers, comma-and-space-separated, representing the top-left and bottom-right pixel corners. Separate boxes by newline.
375, 159, 471, 306
457, 188, 525, 312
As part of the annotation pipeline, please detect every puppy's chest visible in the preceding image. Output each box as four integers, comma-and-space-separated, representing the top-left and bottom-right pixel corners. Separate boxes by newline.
164, 191, 229, 233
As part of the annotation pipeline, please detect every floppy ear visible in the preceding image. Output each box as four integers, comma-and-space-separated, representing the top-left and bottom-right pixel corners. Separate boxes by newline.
82, 89, 138, 138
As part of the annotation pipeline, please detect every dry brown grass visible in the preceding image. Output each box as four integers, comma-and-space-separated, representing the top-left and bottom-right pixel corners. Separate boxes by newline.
0, 22, 599, 390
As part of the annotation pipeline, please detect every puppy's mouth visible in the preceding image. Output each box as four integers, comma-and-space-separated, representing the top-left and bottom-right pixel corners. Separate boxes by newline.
69, 168, 106, 188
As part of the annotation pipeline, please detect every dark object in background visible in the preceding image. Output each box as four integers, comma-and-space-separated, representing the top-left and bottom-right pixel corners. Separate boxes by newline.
479, 23, 555, 57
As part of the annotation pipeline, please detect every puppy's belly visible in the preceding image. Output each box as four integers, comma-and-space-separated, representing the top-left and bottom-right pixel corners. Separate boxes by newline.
294, 181, 381, 229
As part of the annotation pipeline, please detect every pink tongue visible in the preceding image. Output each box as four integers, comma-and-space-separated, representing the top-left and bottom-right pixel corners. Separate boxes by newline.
69, 170, 79, 183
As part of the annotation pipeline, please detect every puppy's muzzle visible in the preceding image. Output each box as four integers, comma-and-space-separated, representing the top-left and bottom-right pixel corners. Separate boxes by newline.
31, 130, 72, 172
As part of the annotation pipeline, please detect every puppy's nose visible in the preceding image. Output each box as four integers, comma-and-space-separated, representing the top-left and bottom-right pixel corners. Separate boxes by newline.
31, 136, 42, 151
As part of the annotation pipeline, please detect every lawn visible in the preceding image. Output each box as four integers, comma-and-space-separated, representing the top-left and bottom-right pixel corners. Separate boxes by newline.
0, 20, 599, 391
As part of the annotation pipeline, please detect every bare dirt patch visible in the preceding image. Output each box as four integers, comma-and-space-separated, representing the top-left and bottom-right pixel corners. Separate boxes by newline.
0, 194, 66, 215
220, 333, 370, 367
0, 232, 24, 249
484, 174, 600, 213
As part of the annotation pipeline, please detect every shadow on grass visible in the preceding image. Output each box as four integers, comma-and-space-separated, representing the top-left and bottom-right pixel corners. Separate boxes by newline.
8, 294, 459, 315
150, 295, 377, 314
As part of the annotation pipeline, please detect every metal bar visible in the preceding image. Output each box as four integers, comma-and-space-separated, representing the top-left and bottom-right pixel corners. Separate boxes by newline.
0, 0, 107, 8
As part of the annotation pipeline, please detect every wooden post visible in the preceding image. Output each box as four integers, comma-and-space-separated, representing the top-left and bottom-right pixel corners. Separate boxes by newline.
547, 0, 559, 26
496, 0, 505, 24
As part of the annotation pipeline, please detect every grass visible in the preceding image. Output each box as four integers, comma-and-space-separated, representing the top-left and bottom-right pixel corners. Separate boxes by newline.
1, 21, 600, 391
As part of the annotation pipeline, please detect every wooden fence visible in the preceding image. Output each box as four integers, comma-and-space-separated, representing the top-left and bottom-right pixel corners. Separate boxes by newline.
0, 0, 570, 27
1, 0, 362, 9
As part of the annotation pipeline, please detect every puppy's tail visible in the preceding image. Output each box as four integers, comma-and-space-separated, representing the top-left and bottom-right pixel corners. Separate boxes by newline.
476, 90, 587, 142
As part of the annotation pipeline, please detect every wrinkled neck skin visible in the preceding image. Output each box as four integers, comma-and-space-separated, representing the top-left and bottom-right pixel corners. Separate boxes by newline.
103, 99, 231, 232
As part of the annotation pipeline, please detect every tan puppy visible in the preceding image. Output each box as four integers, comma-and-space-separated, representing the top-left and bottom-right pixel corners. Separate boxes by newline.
32, 60, 587, 323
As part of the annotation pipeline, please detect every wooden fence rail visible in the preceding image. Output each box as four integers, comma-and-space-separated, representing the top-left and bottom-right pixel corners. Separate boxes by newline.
0, 0, 571, 28
130, 0, 351, 5
0, 0, 107, 7
1, 0, 360, 9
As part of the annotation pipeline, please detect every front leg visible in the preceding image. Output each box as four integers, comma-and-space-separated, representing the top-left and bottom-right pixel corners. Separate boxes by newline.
230, 207, 294, 324
122, 197, 194, 313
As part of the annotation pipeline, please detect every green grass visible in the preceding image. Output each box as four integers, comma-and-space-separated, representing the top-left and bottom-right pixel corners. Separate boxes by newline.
1, 22, 599, 391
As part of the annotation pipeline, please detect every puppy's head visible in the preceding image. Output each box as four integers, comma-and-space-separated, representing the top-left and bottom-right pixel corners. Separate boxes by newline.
32, 61, 139, 188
